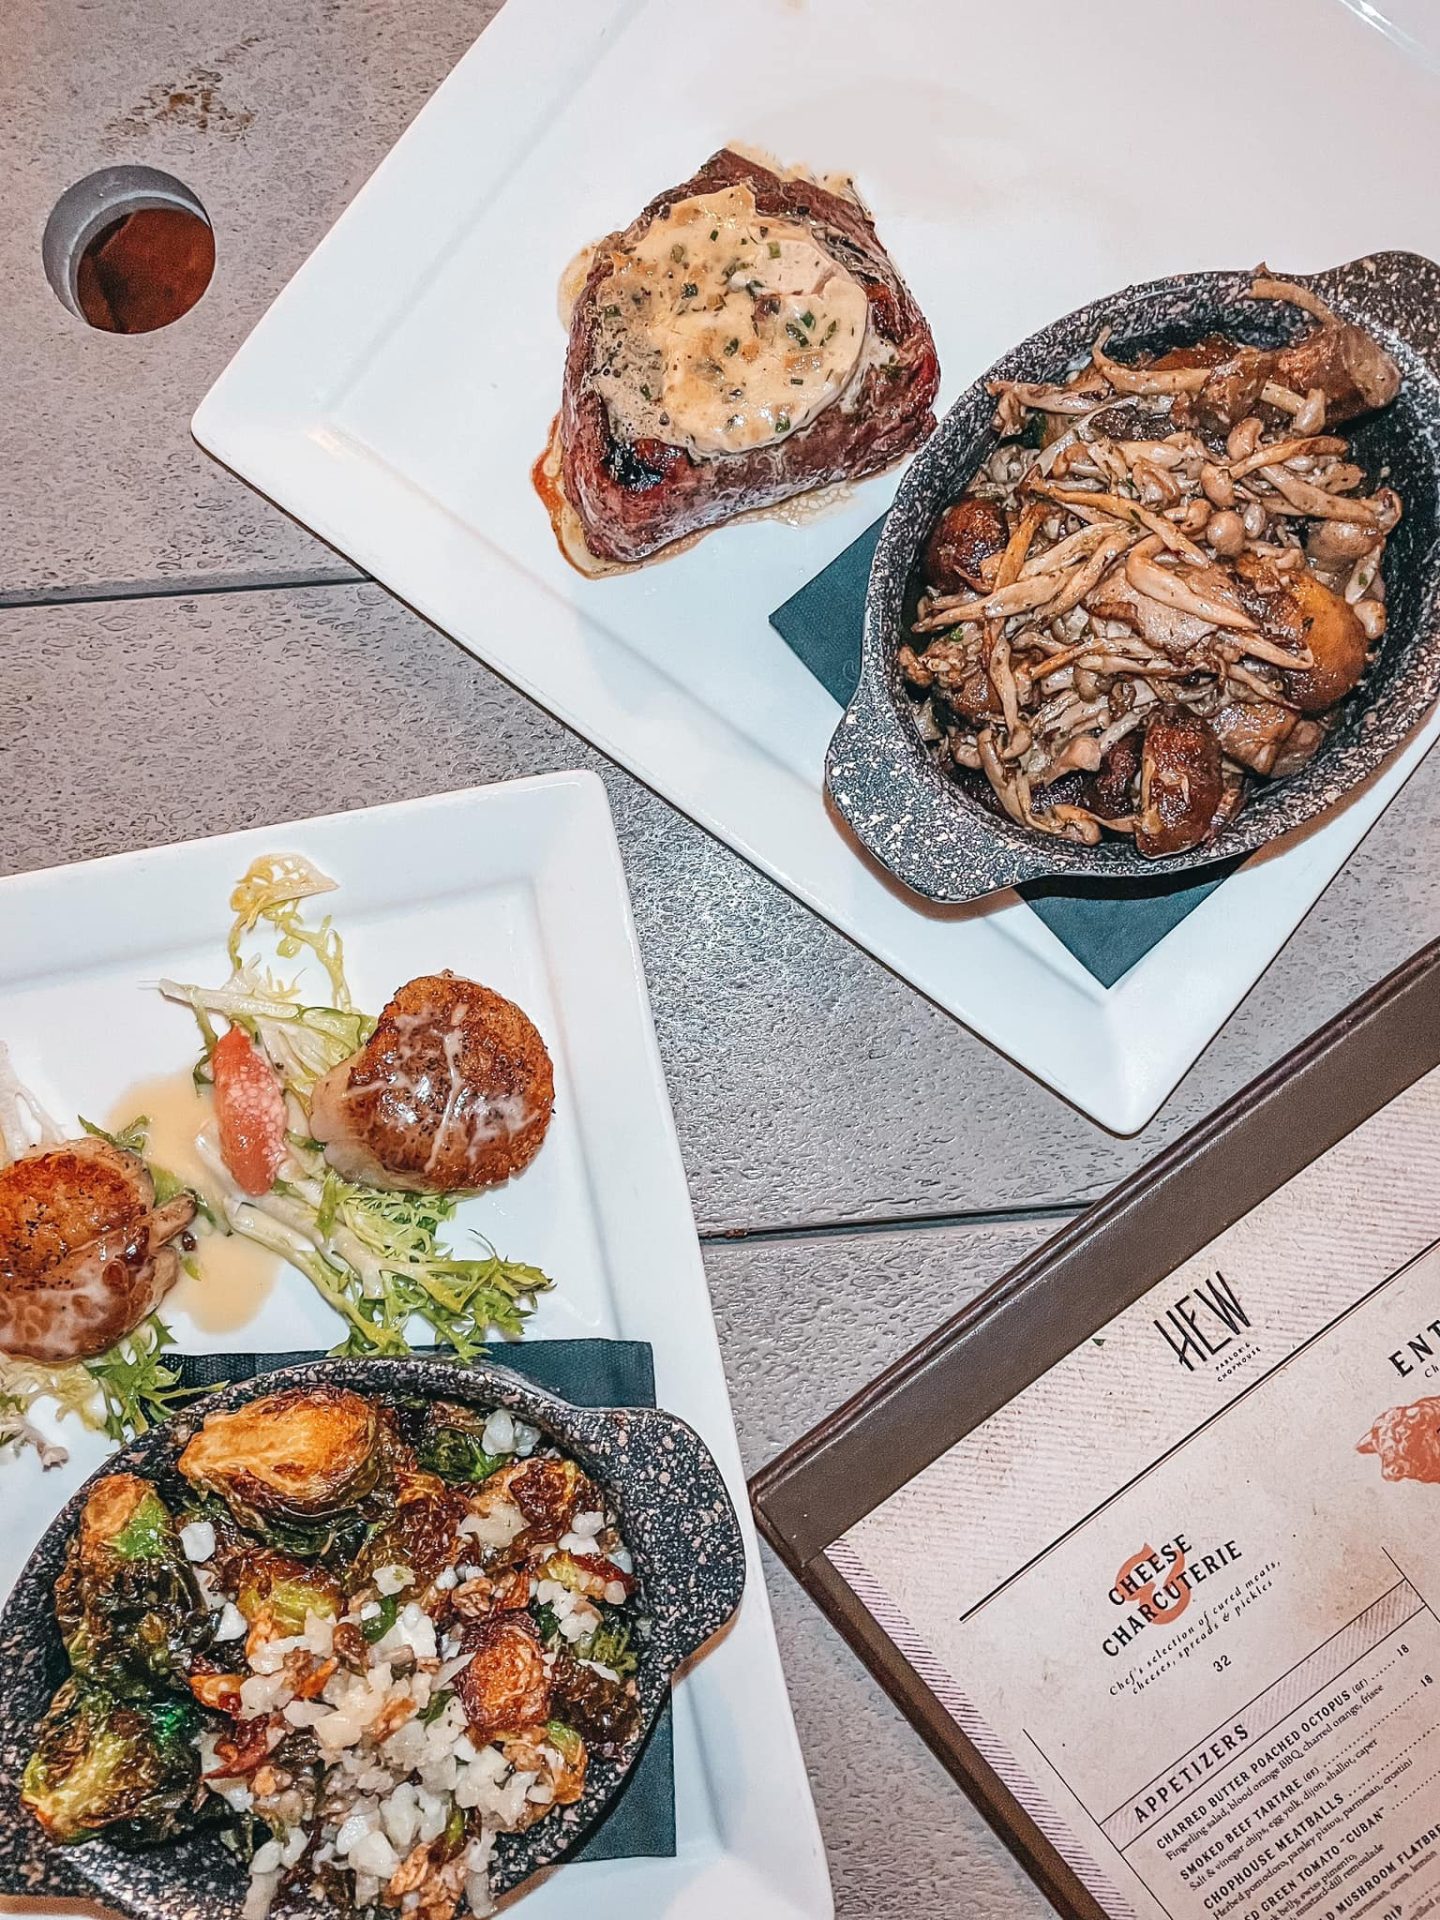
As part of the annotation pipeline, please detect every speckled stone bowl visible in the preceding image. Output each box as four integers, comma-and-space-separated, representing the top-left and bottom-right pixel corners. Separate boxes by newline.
0, 1355, 746, 1917
826, 251, 1440, 903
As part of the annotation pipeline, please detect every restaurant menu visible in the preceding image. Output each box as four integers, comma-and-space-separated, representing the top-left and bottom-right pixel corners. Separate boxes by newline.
832, 1066, 1440, 1920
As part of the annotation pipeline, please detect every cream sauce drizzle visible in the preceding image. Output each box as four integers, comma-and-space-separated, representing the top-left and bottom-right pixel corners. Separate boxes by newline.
557, 243, 598, 329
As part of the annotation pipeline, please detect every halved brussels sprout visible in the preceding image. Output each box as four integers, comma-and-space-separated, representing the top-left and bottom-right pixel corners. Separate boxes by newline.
414, 1402, 505, 1485
222, 1545, 341, 1636
456, 1615, 553, 1743
548, 1652, 638, 1754
469, 1457, 595, 1539
540, 1550, 617, 1602
22, 1679, 207, 1844
538, 1720, 587, 1806
54, 1475, 209, 1695
178, 1387, 385, 1548
350, 1468, 466, 1595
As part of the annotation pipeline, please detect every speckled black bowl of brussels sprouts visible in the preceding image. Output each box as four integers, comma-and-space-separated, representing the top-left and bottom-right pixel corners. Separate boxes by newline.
0, 1356, 746, 1920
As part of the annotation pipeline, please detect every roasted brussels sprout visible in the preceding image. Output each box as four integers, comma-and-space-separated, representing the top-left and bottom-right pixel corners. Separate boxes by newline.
539, 1550, 633, 1604
54, 1475, 209, 1695
548, 1649, 639, 1754
350, 1468, 466, 1595
456, 1615, 553, 1743
21, 1679, 207, 1844
219, 1543, 341, 1637
512, 1456, 598, 1532
531, 1720, 587, 1808
178, 1388, 386, 1550
575, 1612, 638, 1677
414, 1401, 505, 1485
473, 1456, 596, 1538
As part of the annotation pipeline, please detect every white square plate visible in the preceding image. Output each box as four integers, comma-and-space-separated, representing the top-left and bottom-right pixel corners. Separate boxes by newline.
193, 0, 1440, 1132
0, 773, 831, 1920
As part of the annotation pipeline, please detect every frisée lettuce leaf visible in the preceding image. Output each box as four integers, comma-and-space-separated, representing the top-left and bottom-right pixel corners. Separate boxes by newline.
0, 1319, 197, 1469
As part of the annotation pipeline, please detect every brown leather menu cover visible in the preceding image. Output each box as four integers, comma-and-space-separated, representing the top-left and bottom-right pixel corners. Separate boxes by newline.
752, 940, 1440, 1920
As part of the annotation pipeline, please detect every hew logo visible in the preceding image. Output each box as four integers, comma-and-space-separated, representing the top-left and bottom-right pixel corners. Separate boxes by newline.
1154, 1272, 1251, 1371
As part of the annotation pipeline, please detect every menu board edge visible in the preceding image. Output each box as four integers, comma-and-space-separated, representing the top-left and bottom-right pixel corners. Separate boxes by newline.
751, 935, 1440, 1920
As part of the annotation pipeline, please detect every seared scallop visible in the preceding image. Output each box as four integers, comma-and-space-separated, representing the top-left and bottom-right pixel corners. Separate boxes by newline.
309, 973, 554, 1194
0, 1137, 195, 1362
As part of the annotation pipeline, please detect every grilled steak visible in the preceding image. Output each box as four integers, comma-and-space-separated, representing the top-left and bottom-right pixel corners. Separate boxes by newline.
557, 149, 940, 564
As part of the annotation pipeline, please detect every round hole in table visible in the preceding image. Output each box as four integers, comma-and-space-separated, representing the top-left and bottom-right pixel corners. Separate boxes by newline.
43, 166, 215, 333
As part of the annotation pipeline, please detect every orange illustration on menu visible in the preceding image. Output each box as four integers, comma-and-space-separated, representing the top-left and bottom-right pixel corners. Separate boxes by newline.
1356, 1395, 1440, 1482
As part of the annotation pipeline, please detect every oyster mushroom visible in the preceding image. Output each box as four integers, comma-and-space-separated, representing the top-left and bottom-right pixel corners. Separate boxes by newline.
1274, 322, 1401, 425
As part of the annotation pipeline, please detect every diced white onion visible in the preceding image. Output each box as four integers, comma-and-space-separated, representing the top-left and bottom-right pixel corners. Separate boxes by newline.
458, 1505, 524, 1550
214, 1602, 247, 1643
180, 1519, 216, 1562
349, 1830, 400, 1878
335, 1808, 379, 1855
315, 1711, 364, 1752
380, 1783, 420, 1852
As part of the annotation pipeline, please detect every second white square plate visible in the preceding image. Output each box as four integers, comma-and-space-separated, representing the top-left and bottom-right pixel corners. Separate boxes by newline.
0, 773, 831, 1920
193, 0, 1440, 1131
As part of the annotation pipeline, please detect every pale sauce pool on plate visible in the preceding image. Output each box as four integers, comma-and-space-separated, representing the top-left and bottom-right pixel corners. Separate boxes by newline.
108, 1072, 280, 1334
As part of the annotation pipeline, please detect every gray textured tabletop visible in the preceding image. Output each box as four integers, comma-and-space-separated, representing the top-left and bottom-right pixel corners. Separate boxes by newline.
6, 4, 1440, 1917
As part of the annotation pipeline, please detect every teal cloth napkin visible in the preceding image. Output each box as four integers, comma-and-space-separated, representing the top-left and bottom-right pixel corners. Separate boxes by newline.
176, 1340, 674, 1863
770, 518, 1240, 987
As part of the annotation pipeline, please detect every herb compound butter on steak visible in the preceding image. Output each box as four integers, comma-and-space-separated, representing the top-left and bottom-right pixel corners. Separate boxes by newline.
552, 148, 940, 565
